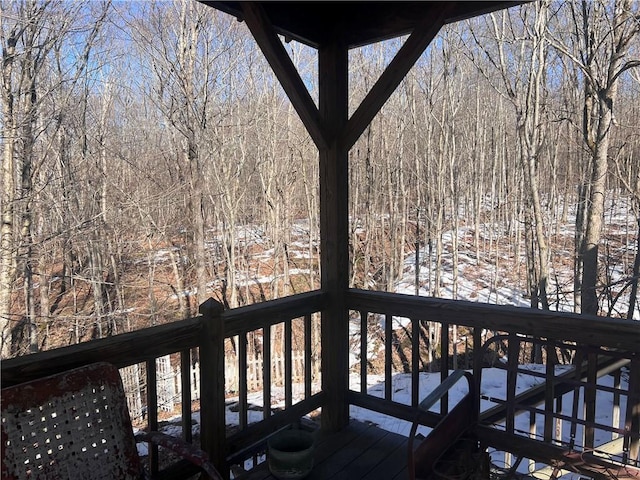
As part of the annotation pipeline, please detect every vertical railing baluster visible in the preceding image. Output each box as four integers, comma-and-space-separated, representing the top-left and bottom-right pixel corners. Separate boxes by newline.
501, 333, 515, 471
624, 358, 640, 464
180, 349, 192, 443
285, 319, 292, 408
529, 409, 536, 473
304, 314, 312, 399
464, 335, 469, 370
555, 393, 563, 446
452, 324, 458, 370
360, 310, 367, 394
506, 333, 519, 436
146, 358, 159, 475
239, 331, 248, 430
411, 317, 420, 407
473, 328, 482, 383
385, 313, 392, 401
585, 351, 597, 449
544, 343, 555, 442
440, 322, 449, 415
263, 325, 272, 419
613, 368, 621, 440
568, 349, 584, 451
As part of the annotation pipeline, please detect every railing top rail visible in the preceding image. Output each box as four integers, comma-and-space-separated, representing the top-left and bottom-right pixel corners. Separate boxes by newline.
222, 290, 327, 336
1, 291, 329, 387
347, 289, 640, 352
1, 316, 203, 387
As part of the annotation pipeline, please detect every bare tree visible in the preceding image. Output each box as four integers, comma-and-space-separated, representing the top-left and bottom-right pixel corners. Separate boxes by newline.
468, 0, 553, 310
2, 1, 100, 353
550, 0, 640, 314
131, 2, 234, 314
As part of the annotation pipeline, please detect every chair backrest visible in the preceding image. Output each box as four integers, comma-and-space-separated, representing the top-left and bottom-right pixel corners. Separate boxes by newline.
2, 362, 143, 480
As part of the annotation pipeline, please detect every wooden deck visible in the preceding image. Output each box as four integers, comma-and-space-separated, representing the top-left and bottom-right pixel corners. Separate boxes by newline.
238, 421, 410, 480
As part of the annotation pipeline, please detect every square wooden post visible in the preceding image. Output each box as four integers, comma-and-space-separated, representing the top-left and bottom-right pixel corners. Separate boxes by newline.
199, 298, 227, 478
318, 37, 350, 432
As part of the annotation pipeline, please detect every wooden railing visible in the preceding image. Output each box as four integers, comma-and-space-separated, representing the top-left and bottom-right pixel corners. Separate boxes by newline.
218, 290, 326, 471
478, 333, 639, 478
1, 290, 327, 480
346, 289, 640, 477
3, 287, 639, 478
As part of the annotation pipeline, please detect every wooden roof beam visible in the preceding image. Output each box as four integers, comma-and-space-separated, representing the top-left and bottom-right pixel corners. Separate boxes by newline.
240, 2, 327, 150
341, 3, 455, 150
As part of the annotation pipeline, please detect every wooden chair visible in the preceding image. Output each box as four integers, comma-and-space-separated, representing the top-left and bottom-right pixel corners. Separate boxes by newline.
408, 370, 488, 480
1, 362, 223, 480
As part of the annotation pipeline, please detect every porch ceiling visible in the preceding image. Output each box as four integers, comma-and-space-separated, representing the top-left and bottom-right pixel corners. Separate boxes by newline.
201, 1, 528, 49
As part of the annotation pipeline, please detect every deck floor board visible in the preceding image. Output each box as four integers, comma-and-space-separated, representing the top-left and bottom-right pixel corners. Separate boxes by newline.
237, 421, 409, 480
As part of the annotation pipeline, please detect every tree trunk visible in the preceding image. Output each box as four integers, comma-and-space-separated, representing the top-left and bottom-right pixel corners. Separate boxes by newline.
0, 26, 18, 356
552, 0, 639, 315
580, 100, 612, 315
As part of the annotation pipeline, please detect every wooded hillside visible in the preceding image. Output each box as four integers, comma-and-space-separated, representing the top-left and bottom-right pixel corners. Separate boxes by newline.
1, 0, 639, 357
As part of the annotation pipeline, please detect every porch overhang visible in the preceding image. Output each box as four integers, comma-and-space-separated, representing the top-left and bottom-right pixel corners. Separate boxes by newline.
201, 1, 527, 49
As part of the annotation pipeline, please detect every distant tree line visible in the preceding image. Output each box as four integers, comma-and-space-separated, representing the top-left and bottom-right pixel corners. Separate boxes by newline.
1, 0, 638, 357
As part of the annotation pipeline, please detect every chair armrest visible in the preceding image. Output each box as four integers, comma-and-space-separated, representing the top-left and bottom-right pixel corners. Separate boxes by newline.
135, 431, 223, 480
418, 369, 468, 412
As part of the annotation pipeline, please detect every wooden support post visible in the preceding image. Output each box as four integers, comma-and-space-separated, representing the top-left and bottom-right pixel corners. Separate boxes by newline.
199, 298, 227, 478
319, 36, 349, 432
